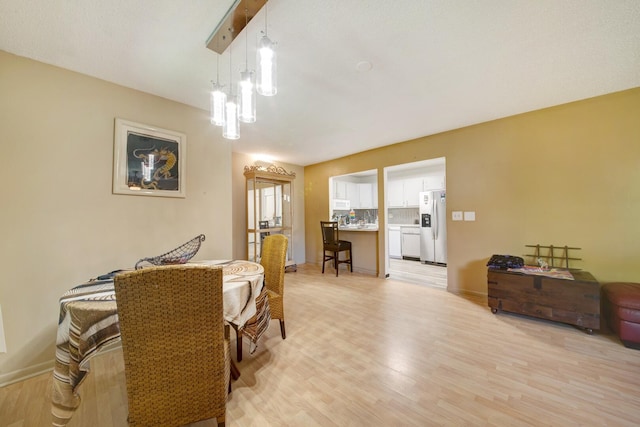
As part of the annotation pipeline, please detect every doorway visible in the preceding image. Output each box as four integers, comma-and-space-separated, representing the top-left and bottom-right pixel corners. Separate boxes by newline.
383, 157, 447, 289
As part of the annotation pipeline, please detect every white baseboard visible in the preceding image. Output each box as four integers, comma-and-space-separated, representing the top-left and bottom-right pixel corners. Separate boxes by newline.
0, 340, 123, 388
0, 360, 54, 388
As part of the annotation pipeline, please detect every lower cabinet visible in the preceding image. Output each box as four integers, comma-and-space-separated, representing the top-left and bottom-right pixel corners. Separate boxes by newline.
389, 227, 401, 259
401, 227, 420, 259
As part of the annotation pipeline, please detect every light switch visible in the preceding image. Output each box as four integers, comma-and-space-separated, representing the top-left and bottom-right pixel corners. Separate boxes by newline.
464, 211, 476, 221
452, 211, 463, 221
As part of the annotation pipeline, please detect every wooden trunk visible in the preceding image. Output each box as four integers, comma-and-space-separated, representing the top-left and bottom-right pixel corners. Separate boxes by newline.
487, 269, 600, 333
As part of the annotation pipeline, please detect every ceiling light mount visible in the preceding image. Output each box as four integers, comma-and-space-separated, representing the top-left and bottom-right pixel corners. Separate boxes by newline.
206, 0, 268, 54
356, 61, 373, 73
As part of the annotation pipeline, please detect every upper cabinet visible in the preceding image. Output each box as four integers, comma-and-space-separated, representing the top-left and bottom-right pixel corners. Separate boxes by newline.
388, 178, 423, 207
334, 180, 348, 199
357, 182, 377, 209
387, 180, 404, 207
346, 182, 359, 206
423, 175, 445, 191
387, 157, 446, 208
372, 182, 379, 209
333, 180, 360, 205
329, 170, 378, 215
404, 178, 423, 207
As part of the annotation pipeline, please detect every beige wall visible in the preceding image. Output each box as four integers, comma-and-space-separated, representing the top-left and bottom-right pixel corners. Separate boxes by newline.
231, 153, 305, 264
304, 88, 640, 294
0, 51, 233, 384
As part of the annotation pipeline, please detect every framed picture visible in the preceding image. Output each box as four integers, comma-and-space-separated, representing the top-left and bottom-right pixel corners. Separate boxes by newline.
113, 119, 186, 198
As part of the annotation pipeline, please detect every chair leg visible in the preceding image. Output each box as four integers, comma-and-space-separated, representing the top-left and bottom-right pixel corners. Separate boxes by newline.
279, 319, 286, 339
349, 249, 353, 272
236, 329, 243, 362
334, 251, 339, 276
230, 361, 240, 381
322, 252, 326, 274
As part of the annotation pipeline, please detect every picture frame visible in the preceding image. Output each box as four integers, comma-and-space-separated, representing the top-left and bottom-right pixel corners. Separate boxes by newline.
113, 118, 187, 198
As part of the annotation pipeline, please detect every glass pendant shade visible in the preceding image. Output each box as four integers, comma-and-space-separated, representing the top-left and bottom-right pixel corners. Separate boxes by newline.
238, 70, 256, 123
223, 96, 240, 140
210, 84, 227, 126
257, 35, 277, 96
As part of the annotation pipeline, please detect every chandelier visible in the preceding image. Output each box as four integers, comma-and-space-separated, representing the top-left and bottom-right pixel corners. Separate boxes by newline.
206, 0, 277, 140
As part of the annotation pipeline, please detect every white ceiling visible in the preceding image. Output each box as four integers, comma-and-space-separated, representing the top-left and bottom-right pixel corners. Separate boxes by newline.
1, 0, 639, 166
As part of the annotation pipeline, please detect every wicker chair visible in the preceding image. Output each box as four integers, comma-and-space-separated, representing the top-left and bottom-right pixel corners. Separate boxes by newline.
114, 265, 229, 427
231, 234, 287, 361
262, 234, 288, 339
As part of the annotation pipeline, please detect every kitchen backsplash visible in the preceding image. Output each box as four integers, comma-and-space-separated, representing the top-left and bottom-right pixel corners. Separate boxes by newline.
388, 208, 420, 224
333, 208, 419, 224
333, 209, 378, 224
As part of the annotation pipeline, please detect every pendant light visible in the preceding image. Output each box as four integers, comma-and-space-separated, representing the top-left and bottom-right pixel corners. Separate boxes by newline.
223, 96, 240, 139
210, 82, 226, 126
210, 55, 226, 126
257, 3, 276, 96
223, 49, 240, 140
210, 40, 226, 127
238, 8, 257, 123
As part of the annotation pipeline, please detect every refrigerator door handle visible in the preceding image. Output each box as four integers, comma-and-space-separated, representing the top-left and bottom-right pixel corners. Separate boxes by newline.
432, 198, 438, 239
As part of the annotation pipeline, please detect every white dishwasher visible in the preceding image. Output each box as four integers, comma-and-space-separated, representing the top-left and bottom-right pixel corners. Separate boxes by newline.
401, 226, 421, 259
388, 226, 401, 259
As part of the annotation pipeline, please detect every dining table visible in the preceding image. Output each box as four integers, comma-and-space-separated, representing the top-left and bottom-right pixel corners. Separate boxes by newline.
51, 260, 267, 427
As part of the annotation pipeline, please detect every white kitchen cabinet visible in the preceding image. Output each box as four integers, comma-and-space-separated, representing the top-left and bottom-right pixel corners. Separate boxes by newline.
401, 227, 420, 258
389, 227, 401, 259
404, 178, 423, 207
333, 178, 378, 210
358, 183, 373, 208
388, 181, 404, 207
423, 175, 445, 191
333, 179, 359, 208
334, 180, 347, 199
372, 182, 378, 208
346, 182, 359, 208
388, 178, 422, 207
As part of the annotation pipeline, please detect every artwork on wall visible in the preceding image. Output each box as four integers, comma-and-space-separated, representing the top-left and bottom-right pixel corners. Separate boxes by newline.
113, 118, 186, 198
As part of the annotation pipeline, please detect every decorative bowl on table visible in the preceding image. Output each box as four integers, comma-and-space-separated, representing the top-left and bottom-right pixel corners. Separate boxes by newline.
135, 234, 206, 269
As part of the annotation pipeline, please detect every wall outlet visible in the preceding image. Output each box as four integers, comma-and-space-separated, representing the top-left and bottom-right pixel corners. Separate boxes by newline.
464, 211, 476, 221
452, 211, 463, 221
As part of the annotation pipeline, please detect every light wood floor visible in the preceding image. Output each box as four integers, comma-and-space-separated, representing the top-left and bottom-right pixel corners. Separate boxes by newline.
2, 264, 640, 426
389, 258, 447, 289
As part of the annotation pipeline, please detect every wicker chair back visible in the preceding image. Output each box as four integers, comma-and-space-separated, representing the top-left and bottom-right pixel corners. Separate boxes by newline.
261, 234, 288, 339
114, 265, 228, 427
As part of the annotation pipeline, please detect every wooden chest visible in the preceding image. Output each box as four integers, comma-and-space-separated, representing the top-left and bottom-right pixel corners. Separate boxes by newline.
487, 269, 600, 333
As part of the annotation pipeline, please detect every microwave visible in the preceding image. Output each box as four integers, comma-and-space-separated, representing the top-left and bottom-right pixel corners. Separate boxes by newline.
333, 199, 351, 210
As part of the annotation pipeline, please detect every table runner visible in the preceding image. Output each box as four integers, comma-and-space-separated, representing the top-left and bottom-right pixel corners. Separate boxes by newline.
51, 260, 265, 426
506, 266, 575, 280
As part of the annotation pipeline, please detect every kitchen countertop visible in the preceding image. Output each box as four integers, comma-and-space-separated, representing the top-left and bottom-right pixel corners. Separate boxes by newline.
338, 224, 378, 232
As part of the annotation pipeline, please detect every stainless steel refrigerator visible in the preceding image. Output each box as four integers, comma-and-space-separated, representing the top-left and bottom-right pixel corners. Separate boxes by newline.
419, 190, 447, 265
